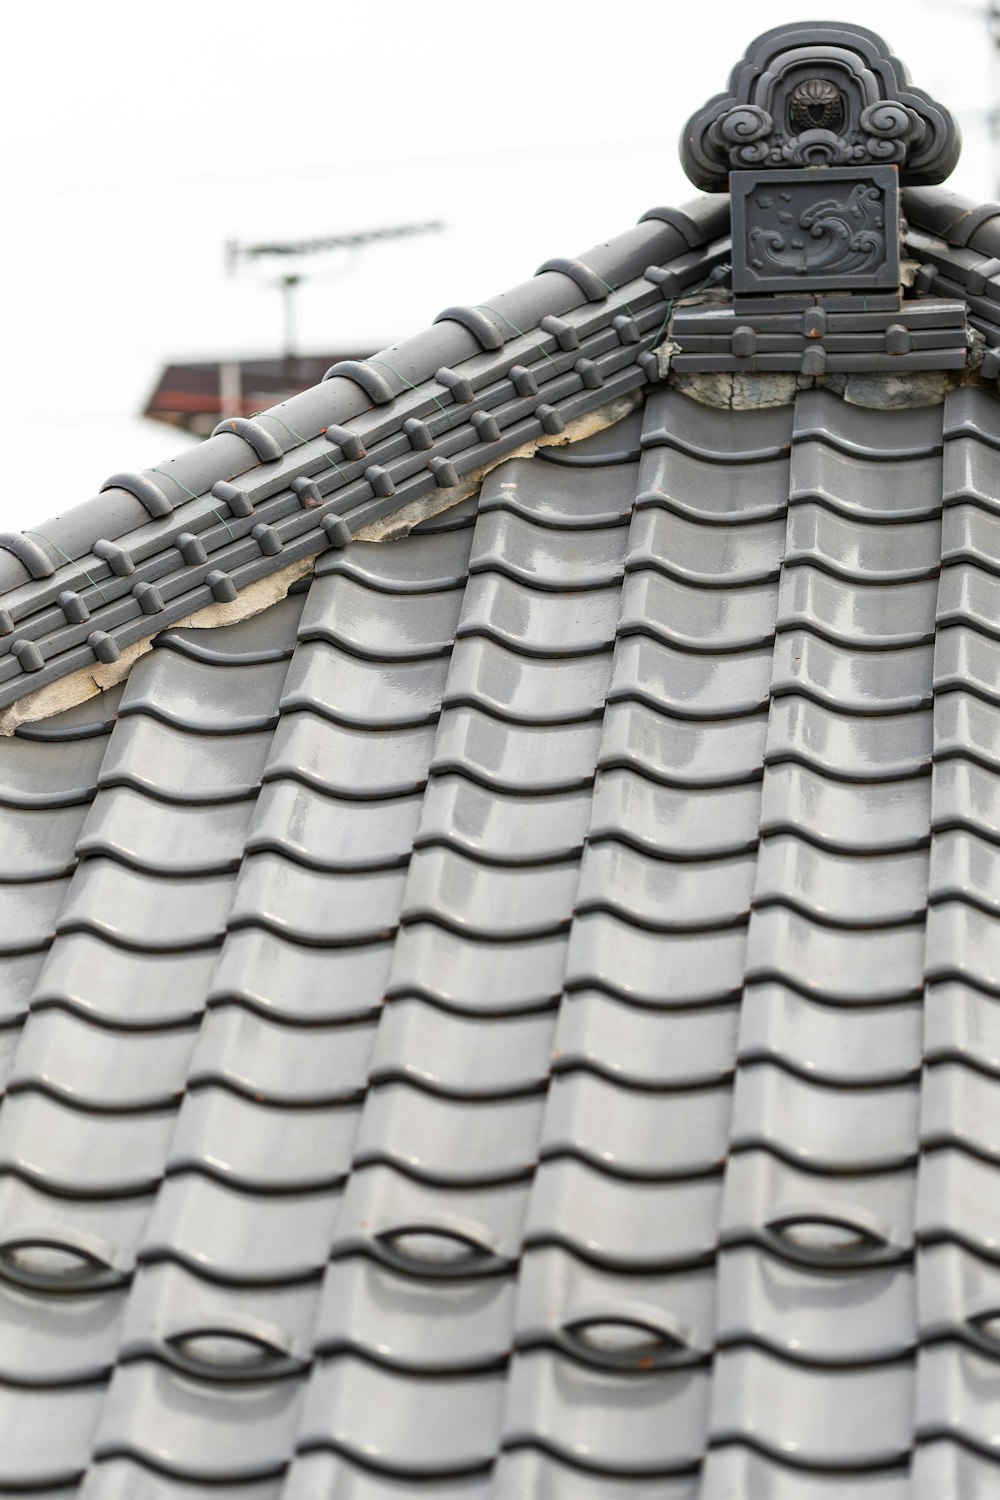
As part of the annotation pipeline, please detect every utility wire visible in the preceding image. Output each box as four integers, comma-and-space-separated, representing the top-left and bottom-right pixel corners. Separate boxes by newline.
4, 133, 674, 202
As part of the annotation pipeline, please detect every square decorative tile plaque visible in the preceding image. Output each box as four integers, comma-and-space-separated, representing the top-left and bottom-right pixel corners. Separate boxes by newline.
730, 166, 901, 295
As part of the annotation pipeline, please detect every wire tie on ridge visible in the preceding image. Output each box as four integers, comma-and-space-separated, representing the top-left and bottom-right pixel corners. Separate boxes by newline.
23, 531, 110, 606
476, 306, 561, 374
266, 413, 349, 483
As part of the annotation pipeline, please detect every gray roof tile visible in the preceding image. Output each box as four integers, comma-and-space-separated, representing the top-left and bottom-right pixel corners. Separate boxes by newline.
641, 389, 794, 463
477, 454, 637, 528
316, 527, 474, 592
552, 990, 738, 1089
598, 702, 769, 787
637, 444, 790, 523
709, 1348, 914, 1466
265, 714, 437, 798
784, 503, 943, 582
609, 635, 772, 717
247, 781, 421, 872
388, 924, 568, 1013
0, 735, 106, 809
456, 574, 622, 656
83, 1460, 283, 1498
278, 640, 449, 727
730, 1066, 919, 1171
331, 1164, 528, 1271
93, 1359, 304, 1481
700, 1448, 908, 1498
443, 637, 613, 723
0, 876, 70, 954
369, 1001, 554, 1097
789, 442, 943, 521
284, 1454, 488, 1499
118, 653, 287, 734
935, 624, 1000, 704
354, 1086, 544, 1185
925, 979, 1000, 1071
929, 827, 1000, 913
12, 159, 1000, 1490
754, 837, 929, 927
721, 1150, 915, 1262
576, 841, 755, 929
168, 1088, 359, 1191
759, 763, 931, 853
764, 698, 932, 780
117, 1261, 319, 1375
776, 568, 938, 648
565, 913, 747, 1005
415, 775, 593, 863
7, 1008, 197, 1110
295, 1357, 506, 1475
921, 1061, 1000, 1161
35, 933, 218, 1027
0, 1091, 176, 1195
298, 575, 464, 659
209, 928, 392, 1022
620, 571, 778, 651
0, 803, 87, 881
911, 1441, 1000, 1500
513, 1244, 716, 1364
926, 901, 1000, 990
541, 1073, 731, 1178
627, 508, 785, 586
770, 632, 934, 714
915, 1342, 1000, 1457
98, 718, 274, 802
77, 786, 254, 875
494, 1451, 698, 1499
502, 1348, 711, 1474
941, 501, 1000, 571
0, 1174, 152, 1290
313, 1255, 514, 1370
792, 388, 943, 460
739, 983, 922, 1086
431, 707, 603, 792
746, 907, 927, 1000
524, 1160, 723, 1270
402, 847, 579, 938
0, 1276, 125, 1383
936, 560, 1000, 637
56, 859, 232, 949
943, 432, 1000, 512
228, 854, 406, 945
588, 771, 760, 858
467, 509, 628, 589
716, 1245, 914, 1363
921, 1150, 1000, 1260
0, 1380, 104, 1488
188, 1008, 376, 1106
140, 1175, 342, 1283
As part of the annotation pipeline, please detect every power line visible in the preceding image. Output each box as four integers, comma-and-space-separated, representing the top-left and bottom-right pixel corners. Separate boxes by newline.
4, 133, 673, 203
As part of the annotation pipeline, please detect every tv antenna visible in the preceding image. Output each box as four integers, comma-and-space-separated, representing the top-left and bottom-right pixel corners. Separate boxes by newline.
225, 220, 444, 359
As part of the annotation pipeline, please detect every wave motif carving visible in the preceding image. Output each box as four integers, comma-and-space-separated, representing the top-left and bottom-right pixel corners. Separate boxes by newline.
748, 182, 887, 280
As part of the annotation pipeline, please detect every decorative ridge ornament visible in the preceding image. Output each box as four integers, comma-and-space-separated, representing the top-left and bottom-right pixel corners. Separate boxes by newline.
681, 22, 960, 193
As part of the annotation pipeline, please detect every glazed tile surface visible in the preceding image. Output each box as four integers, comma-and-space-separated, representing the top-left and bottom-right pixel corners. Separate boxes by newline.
8, 185, 1000, 1499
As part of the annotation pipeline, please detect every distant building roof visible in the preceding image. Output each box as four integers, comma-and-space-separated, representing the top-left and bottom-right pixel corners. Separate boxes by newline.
1, 22, 1000, 1499
143, 354, 368, 438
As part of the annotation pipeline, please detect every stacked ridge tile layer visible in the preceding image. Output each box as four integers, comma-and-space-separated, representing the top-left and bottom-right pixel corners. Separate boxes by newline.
1, 376, 999, 1497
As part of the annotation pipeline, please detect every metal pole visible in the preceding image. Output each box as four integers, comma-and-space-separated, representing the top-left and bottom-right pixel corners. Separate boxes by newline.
281, 275, 300, 363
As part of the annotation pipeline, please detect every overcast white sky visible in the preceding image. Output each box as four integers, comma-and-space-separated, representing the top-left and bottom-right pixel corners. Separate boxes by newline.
0, 0, 991, 530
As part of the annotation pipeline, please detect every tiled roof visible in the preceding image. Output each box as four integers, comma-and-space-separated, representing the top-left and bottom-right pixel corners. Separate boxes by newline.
2, 360, 1000, 1494
9, 11, 1000, 1477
